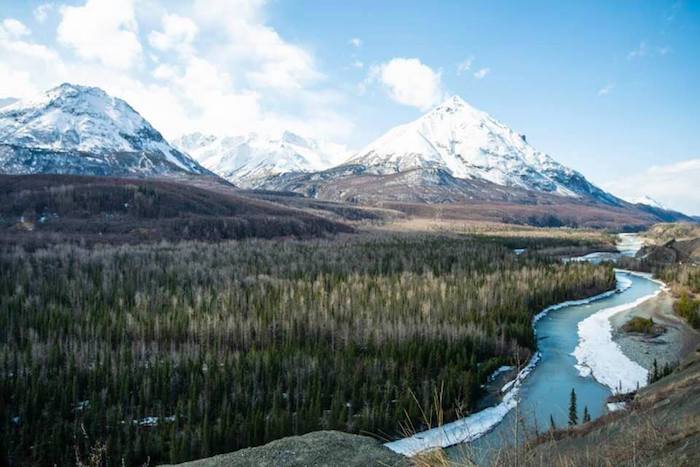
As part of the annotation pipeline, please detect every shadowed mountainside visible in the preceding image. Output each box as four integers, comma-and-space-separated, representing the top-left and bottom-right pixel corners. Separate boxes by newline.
0, 174, 353, 245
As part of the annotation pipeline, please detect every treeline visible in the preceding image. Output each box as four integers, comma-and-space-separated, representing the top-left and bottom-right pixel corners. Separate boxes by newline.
0, 235, 614, 465
657, 264, 700, 329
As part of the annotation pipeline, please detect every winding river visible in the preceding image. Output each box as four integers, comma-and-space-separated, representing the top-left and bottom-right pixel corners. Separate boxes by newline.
386, 235, 660, 463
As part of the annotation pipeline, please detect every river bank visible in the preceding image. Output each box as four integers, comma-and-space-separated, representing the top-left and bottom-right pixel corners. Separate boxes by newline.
385, 275, 636, 457
612, 290, 700, 370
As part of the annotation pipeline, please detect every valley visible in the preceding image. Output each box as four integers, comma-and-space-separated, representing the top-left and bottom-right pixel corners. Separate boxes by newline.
0, 81, 697, 467
0, 230, 616, 465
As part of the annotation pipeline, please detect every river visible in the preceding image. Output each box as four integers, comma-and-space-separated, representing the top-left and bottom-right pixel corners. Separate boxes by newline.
386, 235, 659, 463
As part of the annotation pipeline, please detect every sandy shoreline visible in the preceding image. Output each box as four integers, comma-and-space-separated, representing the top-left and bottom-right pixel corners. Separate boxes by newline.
611, 291, 700, 370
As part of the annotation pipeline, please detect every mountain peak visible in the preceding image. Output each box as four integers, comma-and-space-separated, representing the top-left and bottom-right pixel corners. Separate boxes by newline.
428, 95, 484, 118
441, 94, 468, 108
347, 95, 621, 205
36, 82, 110, 105
0, 84, 207, 177
53, 82, 100, 94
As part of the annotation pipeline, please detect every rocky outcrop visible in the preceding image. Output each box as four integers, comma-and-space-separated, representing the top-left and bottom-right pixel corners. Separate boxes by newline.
160, 431, 408, 467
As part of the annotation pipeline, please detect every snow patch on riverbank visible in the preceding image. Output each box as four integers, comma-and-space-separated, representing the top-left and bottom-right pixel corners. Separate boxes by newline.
606, 402, 628, 412
572, 272, 663, 394
384, 354, 541, 456
385, 285, 620, 456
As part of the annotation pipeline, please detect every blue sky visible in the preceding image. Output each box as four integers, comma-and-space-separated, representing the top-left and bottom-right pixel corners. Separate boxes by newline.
1, 0, 699, 213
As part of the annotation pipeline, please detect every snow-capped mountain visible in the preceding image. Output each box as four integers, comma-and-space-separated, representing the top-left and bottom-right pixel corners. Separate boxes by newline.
174, 131, 343, 188
344, 95, 619, 205
0, 83, 208, 177
632, 195, 666, 210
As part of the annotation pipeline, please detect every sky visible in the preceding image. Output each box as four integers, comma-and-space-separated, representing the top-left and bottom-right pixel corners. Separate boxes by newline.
1, 0, 699, 214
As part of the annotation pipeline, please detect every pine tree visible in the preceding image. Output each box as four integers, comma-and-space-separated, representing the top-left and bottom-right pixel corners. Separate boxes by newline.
649, 358, 659, 384
582, 405, 590, 423
568, 388, 578, 426
549, 414, 556, 431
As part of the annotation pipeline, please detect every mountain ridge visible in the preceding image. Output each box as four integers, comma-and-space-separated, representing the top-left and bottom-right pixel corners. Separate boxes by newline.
0, 83, 208, 177
343, 95, 620, 205
174, 131, 343, 188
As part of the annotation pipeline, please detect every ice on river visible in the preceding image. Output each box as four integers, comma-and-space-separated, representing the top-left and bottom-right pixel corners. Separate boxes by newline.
385, 287, 619, 456
571, 273, 661, 394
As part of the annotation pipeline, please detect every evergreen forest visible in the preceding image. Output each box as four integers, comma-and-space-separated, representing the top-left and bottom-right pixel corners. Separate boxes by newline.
0, 235, 615, 465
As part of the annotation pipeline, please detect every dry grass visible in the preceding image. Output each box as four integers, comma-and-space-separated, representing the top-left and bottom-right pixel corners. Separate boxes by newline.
375, 217, 614, 242
643, 222, 700, 244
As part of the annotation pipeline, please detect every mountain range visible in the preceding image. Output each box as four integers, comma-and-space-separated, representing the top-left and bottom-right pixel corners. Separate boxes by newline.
173, 131, 343, 188
0, 83, 692, 225
260, 96, 622, 206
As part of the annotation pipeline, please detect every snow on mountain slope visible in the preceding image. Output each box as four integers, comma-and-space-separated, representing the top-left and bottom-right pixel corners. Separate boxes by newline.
0, 83, 207, 177
347, 96, 620, 205
632, 195, 666, 210
174, 131, 344, 188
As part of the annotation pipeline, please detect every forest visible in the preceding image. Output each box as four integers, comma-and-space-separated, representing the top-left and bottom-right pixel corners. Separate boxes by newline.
0, 234, 615, 465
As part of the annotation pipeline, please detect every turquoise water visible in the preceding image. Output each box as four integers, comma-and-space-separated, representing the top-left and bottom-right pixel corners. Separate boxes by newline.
447, 271, 660, 464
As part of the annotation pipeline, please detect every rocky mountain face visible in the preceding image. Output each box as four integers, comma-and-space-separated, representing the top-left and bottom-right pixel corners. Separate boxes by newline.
174, 131, 343, 188
0, 83, 208, 177
265, 96, 622, 206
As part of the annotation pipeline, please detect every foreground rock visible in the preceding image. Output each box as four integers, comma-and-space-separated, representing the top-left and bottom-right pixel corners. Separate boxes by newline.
161, 431, 409, 467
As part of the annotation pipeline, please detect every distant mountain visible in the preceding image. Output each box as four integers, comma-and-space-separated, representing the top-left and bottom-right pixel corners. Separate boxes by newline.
631, 195, 666, 210
265, 96, 622, 206
0, 83, 208, 177
174, 131, 343, 188
0, 97, 18, 108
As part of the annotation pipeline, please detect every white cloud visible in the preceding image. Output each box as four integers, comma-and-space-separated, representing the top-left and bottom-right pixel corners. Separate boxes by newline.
0, 18, 62, 98
33, 3, 54, 23
0, 67, 38, 99
351, 60, 364, 69
152, 63, 177, 80
149, 14, 198, 55
1, 0, 355, 145
367, 58, 444, 111
349, 37, 362, 47
57, 0, 142, 69
2, 19, 30, 38
456, 56, 473, 75
627, 41, 673, 61
627, 41, 648, 60
191, 0, 322, 91
597, 83, 615, 96
602, 159, 700, 215
473, 67, 490, 79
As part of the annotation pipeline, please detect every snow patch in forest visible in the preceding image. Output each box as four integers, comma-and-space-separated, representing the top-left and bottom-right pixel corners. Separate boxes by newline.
135, 415, 176, 427
606, 402, 627, 412
385, 285, 619, 456
488, 366, 514, 383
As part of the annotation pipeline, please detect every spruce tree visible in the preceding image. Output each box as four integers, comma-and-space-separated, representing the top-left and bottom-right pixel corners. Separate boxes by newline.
582, 405, 590, 423
649, 358, 659, 384
568, 388, 578, 426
